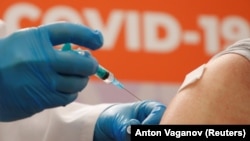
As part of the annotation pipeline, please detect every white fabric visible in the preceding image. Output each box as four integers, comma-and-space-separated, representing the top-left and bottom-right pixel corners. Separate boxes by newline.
0, 102, 112, 141
0, 20, 7, 38
210, 38, 250, 61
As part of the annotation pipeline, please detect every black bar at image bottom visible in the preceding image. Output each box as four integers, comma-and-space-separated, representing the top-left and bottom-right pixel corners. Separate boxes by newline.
130, 125, 250, 141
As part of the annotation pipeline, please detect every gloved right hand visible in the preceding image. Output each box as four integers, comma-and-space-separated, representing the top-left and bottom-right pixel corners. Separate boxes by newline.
0, 21, 103, 121
94, 100, 166, 141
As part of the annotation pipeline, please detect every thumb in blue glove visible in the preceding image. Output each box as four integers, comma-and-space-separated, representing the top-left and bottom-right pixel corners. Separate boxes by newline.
0, 21, 103, 121
94, 100, 166, 141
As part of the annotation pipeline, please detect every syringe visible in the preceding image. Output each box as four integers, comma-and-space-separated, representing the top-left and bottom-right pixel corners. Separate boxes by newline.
61, 43, 141, 101
95, 64, 124, 89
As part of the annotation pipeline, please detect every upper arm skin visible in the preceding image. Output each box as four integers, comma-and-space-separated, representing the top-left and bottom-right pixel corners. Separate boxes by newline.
160, 53, 250, 124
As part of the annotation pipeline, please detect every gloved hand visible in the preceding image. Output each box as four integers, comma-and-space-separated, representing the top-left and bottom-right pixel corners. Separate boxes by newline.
94, 100, 166, 141
0, 21, 103, 121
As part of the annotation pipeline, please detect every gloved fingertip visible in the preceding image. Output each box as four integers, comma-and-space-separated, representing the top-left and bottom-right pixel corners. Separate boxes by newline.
155, 104, 167, 113
75, 49, 92, 57
128, 119, 141, 125
90, 30, 103, 50
141, 104, 166, 125
127, 119, 141, 134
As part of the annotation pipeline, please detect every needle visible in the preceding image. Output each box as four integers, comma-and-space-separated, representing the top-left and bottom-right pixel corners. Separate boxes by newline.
121, 87, 142, 101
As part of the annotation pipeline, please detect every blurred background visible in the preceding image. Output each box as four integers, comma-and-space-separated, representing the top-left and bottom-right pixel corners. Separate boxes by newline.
1, 0, 249, 105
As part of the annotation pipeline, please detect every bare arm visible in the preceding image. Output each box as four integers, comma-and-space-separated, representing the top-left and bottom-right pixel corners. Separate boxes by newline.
160, 39, 250, 124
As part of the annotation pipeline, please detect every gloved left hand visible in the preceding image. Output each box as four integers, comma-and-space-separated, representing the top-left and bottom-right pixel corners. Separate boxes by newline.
94, 100, 166, 141
0, 21, 103, 121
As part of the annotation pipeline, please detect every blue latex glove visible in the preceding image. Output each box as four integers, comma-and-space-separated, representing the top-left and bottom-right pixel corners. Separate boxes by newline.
0, 21, 103, 121
94, 100, 166, 141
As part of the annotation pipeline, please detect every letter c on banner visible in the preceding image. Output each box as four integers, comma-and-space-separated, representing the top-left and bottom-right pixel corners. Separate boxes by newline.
3, 3, 41, 34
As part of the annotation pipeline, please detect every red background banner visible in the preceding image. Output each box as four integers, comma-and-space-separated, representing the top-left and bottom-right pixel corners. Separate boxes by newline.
1, 0, 250, 83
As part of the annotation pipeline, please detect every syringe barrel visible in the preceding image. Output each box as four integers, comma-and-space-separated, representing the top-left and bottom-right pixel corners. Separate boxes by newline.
95, 65, 115, 84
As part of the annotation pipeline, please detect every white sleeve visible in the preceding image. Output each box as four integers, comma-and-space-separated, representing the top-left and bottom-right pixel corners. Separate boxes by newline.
0, 102, 113, 141
0, 20, 7, 38
210, 38, 250, 61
